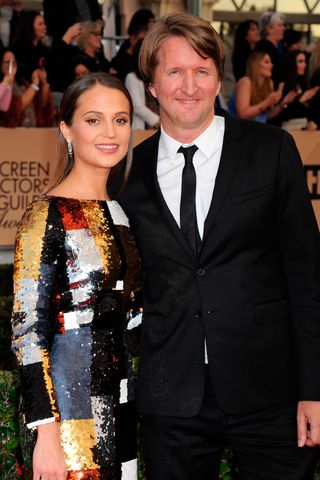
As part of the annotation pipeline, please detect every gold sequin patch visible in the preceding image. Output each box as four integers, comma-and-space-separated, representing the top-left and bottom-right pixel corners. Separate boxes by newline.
60, 418, 99, 471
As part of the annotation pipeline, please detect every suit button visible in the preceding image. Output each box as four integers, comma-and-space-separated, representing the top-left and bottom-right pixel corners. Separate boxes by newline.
197, 268, 206, 277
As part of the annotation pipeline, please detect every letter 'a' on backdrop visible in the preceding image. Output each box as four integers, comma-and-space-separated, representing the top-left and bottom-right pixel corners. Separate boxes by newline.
0, 128, 155, 247
0, 128, 319, 248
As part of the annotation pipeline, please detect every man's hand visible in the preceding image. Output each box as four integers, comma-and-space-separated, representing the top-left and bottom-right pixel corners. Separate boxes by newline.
297, 400, 320, 447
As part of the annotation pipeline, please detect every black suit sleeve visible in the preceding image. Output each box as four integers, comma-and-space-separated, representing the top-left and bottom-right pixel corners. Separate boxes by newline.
276, 132, 320, 400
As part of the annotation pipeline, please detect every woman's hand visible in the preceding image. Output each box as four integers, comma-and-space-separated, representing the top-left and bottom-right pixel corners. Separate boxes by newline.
33, 422, 67, 480
62, 22, 81, 45
3, 73, 14, 87
299, 86, 320, 103
31, 69, 40, 87
266, 90, 282, 107
37, 68, 48, 86
282, 89, 298, 106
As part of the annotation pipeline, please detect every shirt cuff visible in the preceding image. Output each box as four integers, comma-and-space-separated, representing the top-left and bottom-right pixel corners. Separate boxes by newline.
27, 416, 56, 429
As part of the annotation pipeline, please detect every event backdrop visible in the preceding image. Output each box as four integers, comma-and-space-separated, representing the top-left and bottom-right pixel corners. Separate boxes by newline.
0, 128, 319, 248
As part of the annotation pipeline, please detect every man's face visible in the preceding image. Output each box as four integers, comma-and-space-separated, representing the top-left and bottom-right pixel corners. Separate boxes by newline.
149, 36, 221, 142
268, 20, 285, 43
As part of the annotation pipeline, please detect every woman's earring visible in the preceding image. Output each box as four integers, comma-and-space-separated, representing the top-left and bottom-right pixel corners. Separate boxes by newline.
67, 140, 73, 158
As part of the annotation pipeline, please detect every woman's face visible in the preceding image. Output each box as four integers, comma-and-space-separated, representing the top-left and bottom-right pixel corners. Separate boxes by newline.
87, 29, 102, 52
74, 63, 90, 79
33, 15, 47, 41
246, 23, 260, 45
296, 53, 307, 75
61, 84, 131, 176
259, 54, 273, 78
1, 51, 17, 77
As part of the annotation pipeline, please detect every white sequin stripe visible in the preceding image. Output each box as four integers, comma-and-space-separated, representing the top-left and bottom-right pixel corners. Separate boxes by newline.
121, 458, 137, 480
119, 379, 128, 404
63, 310, 94, 330
65, 229, 103, 284
27, 416, 56, 429
107, 201, 130, 227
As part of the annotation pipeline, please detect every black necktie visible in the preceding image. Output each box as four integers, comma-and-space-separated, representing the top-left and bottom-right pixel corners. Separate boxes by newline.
179, 145, 201, 255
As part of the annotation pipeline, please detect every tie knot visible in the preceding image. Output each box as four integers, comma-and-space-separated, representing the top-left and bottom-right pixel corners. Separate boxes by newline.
178, 145, 198, 164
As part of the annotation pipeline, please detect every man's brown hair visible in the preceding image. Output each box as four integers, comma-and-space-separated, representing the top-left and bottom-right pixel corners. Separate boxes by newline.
139, 12, 226, 86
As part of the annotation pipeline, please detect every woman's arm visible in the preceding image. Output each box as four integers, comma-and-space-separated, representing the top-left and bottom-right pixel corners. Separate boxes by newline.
0, 79, 12, 112
236, 77, 280, 119
33, 423, 67, 480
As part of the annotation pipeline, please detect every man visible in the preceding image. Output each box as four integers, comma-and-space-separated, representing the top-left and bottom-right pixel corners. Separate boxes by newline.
120, 12, 320, 480
255, 11, 286, 87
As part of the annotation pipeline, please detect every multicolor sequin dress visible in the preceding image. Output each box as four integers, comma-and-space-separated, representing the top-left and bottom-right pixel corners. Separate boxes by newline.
11, 196, 140, 479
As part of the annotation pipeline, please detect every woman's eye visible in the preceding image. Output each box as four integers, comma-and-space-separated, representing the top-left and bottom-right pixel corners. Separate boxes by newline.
115, 117, 129, 124
86, 118, 99, 125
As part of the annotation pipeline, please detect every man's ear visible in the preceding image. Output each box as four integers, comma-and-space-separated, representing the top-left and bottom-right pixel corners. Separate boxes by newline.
148, 83, 157, 99
59, 121, 71, 143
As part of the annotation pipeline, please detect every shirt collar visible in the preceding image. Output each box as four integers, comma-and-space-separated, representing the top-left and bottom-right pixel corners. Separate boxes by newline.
159, 115, 225, 162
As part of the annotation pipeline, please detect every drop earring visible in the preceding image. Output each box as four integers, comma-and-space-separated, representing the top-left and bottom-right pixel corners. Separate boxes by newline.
67, 140, 73, 158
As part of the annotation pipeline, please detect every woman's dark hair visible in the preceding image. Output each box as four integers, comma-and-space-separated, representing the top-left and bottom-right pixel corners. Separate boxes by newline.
11, 10, 41, 44
283, 50, 308, 93
50, 72, 133, 190
128, 9, 155, 36
232, 19, 258, 58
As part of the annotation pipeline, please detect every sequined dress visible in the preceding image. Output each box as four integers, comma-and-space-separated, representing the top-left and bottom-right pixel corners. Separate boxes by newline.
11, 196, 140, 480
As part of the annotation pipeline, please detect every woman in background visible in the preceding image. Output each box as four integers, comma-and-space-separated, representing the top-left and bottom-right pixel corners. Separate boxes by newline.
11, 10, 49, 83
76, 19, 110, 73
0, 49, 54, 126
277, 49, 320, 130
125, 39, 159, 129
11, 72, 139, 479
232, 19, 260, 81
229, 51, 296, 122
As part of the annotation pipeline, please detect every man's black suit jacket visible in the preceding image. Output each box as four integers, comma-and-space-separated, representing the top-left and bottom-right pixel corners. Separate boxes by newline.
120, 111, 320, 417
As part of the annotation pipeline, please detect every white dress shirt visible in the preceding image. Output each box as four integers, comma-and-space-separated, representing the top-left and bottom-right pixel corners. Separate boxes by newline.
157, 115, 225, 238
156, 115, 225, 363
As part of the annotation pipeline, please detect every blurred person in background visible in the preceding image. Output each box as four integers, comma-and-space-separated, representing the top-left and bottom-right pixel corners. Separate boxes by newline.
232, 19, 260, 81
111, 8, 155, 82
229, 51, 296, 122
0, 48, 13, 110
11, 10, 49, 83
282, 28, 302, 53
43, 0, 102, 45
274, 50, 320, 130
0, 48, 54, 127
256, 11, 285, 87
76, 19, 110, 73
125, 39, 160, 130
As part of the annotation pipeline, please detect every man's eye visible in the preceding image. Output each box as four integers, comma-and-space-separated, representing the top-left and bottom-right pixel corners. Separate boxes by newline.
198, 69, 208, 76
169, 70, 179, 76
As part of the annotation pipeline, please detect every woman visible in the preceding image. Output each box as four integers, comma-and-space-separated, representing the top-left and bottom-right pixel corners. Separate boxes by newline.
11, 10, 49, 83
278, 50, 320, 130
11, 73, 140, 479
229, 51, 296, 122
125, 39, 160, 129
0, 54, 14, 111
231, 19, 260, 81
0, 49, 54, 127
76, 19, 111, 73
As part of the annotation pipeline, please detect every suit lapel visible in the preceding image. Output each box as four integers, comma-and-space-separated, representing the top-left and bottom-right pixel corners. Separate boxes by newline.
201, 112, 246, 250
141, 131, 197, 260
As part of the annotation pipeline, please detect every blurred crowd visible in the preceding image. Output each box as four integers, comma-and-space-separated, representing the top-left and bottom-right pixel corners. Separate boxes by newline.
0, 1, 319, 131
229, 12, 320, 130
